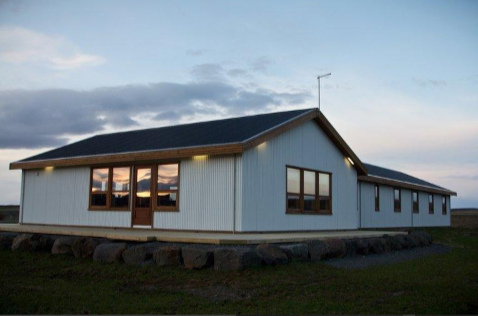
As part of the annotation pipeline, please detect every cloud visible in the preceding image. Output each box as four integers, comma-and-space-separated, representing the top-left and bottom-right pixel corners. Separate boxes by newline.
412, 78, 447, 87
191, 63, 226, 82
0, 81, 311, 149
251, 56, 274, 72
186, 49, 204, 56
227, 68, 248, 77
441, 174, 478, 181
0, 26, 105, 70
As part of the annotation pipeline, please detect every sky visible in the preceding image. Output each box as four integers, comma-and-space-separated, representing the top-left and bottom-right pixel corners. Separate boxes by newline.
0, 0, 477, 207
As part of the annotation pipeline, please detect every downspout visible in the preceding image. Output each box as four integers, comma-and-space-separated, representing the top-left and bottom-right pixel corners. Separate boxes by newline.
358, 181, 361, 229
232, 154, 237, 234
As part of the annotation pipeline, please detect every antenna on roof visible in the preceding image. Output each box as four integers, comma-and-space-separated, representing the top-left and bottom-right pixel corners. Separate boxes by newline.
317, 73, 331, 114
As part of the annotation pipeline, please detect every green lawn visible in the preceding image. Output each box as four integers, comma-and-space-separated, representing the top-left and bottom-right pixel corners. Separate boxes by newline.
1, 227, 477, 315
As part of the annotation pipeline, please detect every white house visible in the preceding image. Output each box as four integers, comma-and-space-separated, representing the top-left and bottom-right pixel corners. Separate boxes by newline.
10, 108, 456, 232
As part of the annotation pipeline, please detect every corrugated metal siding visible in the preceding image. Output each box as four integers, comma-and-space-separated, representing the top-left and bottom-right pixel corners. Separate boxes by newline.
22, 168, 131, 227
153, 155, 237, 231
359, 182, 450, 228
241, 120, 358, 232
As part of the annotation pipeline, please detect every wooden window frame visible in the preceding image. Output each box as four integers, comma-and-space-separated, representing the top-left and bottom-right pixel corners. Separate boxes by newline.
374, 185, 380, 212
286, 165, 332, 215
429, 194, 434, 214
442, 196, 447, 215
89, 166, 132, 211
393, 188, 401, 212
153, 162, 180, 212
412, 190, 419, 214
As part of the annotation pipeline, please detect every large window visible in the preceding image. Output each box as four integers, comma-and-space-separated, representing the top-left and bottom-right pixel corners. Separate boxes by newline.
442, 196, 447, 215
286, 166, 332, 215
429, 194, 434, 214
156, 163, 180, 211
374, 185, 380, 212
90, 167, 131, 210
394, 188, 401, 212
412, 191, 419, 213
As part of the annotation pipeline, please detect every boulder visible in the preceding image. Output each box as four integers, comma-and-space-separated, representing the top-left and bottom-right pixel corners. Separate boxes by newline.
182, 247, 214, 269
354, 239, 370, 255
324, 239, 347, 259
279, 243, 309, 261
390, 235, 407, 251
51, 236, 77, 255
93, 243, 127, 263
344, 239, 357, 256
36, 235, 59, 252
122, 242, 161, 266
307, 240, 329, 261
255, 244, 289, 266
11, 234, 37, 251
0, 232, 18, 250
368, 238, 384, 254
153, 246, 182, 267
403, 235, 415, 249
72, 237, 101, 259
409, 231, 433, 247
378, 238, 392, 253
213, 248, 262, 271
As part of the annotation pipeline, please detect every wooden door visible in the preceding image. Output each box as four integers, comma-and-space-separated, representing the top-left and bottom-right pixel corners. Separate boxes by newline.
132, 166, 153, 226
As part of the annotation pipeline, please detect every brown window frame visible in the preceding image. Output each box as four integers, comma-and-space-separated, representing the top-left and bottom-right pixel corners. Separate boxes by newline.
153, 162, 180, 212
374, 185, 380, 212
442, 196, 447, 215
89, 166, 132, 211
286, 165, 332, 215
429, 194, 434, 214
393, 188, 401, 212
412, 190, 419, 213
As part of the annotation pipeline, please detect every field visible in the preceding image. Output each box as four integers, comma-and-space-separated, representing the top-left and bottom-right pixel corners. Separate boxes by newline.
0, 205, 19, 224
0, 227, 477, 315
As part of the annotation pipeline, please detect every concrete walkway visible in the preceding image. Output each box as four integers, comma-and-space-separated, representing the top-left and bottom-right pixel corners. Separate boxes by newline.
0, 224, 406, 245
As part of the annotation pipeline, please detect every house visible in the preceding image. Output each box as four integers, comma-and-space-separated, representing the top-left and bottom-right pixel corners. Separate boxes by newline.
10, 108, 457, 232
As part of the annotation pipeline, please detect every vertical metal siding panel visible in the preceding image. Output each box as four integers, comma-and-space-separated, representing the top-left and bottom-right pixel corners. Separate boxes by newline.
235, 155, 243, 231
241, 120, 358, 232
154, 155, 234, 231
22, 167, 130, 228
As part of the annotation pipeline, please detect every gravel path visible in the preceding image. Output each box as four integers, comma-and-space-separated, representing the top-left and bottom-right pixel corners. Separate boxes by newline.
325, 244, 452, 270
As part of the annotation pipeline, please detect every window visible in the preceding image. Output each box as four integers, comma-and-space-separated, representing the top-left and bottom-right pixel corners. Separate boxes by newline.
156, 163, 180, 211
442, 196, 447, 215
429, 194, 434, 214
286, 166, 332, 215
412, 191, 419, 213
90, 167, 131, 210
394, 188, 401, 212
374, 185, 380, 211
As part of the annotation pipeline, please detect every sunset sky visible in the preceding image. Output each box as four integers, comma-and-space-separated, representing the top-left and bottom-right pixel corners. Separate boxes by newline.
0, 0, 477, 207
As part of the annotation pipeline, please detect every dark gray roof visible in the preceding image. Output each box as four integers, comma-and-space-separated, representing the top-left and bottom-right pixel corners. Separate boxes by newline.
21, 108, 315, 162
363, 163, 448, 191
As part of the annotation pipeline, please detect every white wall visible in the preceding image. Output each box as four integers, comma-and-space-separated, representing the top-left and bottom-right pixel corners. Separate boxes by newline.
359, 182, 450, 228
22, 167, 131, 227
153, 155, 241, 231
241, 120, 358, 232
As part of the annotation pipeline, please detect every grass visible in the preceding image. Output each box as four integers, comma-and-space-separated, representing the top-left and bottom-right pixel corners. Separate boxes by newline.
0, 227, 477, 314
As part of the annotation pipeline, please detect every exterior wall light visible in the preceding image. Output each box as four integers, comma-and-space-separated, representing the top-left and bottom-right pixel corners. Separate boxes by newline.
193, 155, 207, 161
45, 166, 54, 171
347, 157, 354, 166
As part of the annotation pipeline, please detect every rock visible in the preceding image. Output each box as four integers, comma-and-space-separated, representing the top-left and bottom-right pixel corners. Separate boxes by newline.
72, 237, 101, 259
324, 239, 347, 259
51, 237, 77, 255
182, 247, 214, 269
403, 235, 415, 248
354, 239, 370, 255
0, 232, 18, 250
11, 234, 37, 251
122, 242, 161, 266
255, 244, 289, 265
307, 240, 329, 262
153, 246, 182, 267
279, 243, 309, 261
213, 248, 262, 271
344, 239, 357, 256
390, 235, 407, 251
93, 243, 127, 263
36, 235, 59, 252
409, 231, 433, 247
378, 238, 392, 253
368, 238, 384, 254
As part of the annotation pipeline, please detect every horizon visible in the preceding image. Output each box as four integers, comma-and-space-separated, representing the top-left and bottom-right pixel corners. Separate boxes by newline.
0, 0, 477, 208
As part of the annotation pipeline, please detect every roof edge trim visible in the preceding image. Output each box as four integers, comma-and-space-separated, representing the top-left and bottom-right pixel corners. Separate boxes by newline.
358, 175, 457, 196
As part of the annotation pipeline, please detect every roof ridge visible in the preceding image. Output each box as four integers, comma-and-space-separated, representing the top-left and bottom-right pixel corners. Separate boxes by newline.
94, 107, 317, 138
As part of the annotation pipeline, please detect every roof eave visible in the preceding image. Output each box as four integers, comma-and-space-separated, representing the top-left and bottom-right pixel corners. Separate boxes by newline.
358, 175, 457, 196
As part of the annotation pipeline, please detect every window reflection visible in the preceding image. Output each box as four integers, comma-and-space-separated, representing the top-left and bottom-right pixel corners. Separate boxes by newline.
92, 168, 109, 192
